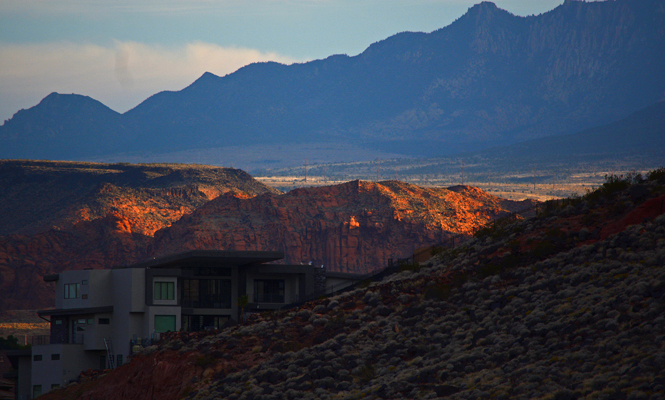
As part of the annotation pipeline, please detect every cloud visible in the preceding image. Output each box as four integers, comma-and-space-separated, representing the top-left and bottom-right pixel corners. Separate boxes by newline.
0, 41, 300, 120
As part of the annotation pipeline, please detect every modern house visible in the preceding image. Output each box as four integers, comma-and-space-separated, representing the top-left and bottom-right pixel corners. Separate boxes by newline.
11, 250, 364, 399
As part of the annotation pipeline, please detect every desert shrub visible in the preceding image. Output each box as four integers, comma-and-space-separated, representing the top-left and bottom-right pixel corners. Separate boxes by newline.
424, 282, 452, 301
399, 260, 421, 272
356, 364, 376, 383
646, 167, 665, 182
477, 262, 503, 278
474, 216, 518, 240
531, 241, 557, 259
195, 354, 216, 368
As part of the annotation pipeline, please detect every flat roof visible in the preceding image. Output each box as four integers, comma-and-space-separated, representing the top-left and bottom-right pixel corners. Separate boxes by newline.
38, 306, 114, 317
325, 271, 371, 280
113, 250, 284, 270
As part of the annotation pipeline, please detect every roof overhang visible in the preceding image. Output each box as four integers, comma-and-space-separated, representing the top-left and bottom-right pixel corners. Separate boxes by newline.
113, 250, 284, 270
37, 306, 114, 317
4, 350, 31, 369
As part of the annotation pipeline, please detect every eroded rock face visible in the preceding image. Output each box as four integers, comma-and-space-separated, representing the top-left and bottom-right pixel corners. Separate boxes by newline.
0, 161, 279, 311
151, 180, 534, 273
0, 213, 151, 310
0, 171, 532, 311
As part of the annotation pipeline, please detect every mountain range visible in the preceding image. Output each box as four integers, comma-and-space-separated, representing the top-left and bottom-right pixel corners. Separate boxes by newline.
1, 0, 664, 163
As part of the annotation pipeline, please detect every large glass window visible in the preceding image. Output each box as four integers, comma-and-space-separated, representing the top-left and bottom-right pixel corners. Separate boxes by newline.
254, 280, 285, 303
182, 279, 231, 308
154, 315, 176, 333
64, 283, 80, 299
182, 315, 229, 332
154, 281, 175, 300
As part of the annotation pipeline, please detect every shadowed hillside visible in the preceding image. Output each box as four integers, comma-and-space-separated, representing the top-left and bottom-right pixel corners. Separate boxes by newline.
39, 169, 665, 400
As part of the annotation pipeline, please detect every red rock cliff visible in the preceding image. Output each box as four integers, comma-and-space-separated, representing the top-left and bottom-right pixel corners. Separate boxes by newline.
151, 180, 533, 273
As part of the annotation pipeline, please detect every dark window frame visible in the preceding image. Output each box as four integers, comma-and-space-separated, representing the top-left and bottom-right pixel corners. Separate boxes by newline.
154, 281, 175, 300
253, 279, 285, 303
64, 283, 80, 299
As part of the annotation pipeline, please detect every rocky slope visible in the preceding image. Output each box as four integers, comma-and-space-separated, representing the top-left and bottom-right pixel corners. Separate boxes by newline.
151, 180, 536, 273
0, 163, 531, 311
0, 160, 279, 311
0, 160, 279, 237
40, 169, 665, 400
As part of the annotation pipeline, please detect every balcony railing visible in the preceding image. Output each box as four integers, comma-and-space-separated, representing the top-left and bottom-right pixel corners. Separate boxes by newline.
253, 293, 284, 303
31, 335, 50, 345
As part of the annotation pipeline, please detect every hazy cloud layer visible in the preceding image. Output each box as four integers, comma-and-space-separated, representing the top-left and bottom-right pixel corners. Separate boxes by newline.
0, 41, 299, 120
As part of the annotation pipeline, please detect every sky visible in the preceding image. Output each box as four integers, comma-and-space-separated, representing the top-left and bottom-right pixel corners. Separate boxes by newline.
0, 0, 564, 123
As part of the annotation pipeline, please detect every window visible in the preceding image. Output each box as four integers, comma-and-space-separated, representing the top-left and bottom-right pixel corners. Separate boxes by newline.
254, 279, 285, 303
82, 280, 88, 285
55, 320, 62, 325
33, 354, 42, 361
51, 354, 60, 361
182, 279, 231, 308
51, 384, 60, 389
98, 318, 110, 325
33, 385, 42, 398
154, 315, 176, 333
182, 315, 229, 332
117, 354, 123, 367
154, 281, 175, 300
64, 283, 80, 299
87, 318, 93, 325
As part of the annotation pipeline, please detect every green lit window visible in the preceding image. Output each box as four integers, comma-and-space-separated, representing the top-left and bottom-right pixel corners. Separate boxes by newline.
154, 315, 176, 333
154, 281, 175, 300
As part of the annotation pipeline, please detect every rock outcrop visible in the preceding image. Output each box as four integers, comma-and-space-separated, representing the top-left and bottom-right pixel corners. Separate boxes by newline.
151, 180, 536, 273
0, 160, 279, 237
0, 160, 279, 311
0, 163, 533, 311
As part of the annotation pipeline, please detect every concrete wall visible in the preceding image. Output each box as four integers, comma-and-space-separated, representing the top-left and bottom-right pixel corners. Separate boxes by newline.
16, 356, 31, 400
82, 312, 113, 351
110, 268, 147, 360
56, 270, 112, 309
111, 268, 146, 313
31, 344, 101, 397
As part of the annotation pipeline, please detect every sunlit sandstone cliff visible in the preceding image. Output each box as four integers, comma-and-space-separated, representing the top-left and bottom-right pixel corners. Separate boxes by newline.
151, 180, 536, 273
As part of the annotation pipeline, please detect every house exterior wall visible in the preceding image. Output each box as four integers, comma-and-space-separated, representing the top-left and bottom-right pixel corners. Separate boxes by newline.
55, 270, 112, 310
31, 344, 101, 396
16, 356, 31, 400
26, 252, 320, 400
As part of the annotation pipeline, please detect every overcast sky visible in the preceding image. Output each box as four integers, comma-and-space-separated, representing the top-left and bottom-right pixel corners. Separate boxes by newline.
0, 0, 564, 122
